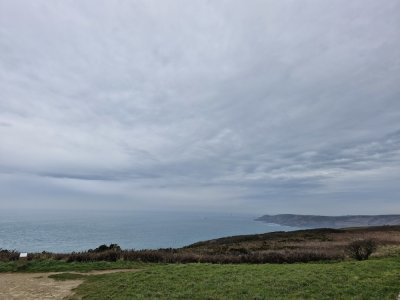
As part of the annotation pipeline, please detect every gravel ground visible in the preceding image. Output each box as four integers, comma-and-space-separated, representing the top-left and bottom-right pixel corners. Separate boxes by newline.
0, 269, 137, 299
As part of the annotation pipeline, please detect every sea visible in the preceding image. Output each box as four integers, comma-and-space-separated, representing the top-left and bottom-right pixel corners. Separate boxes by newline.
0, 210, 298, 253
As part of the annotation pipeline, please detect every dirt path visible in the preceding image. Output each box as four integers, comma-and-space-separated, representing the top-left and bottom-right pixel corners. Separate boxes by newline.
0, 269, 138, 300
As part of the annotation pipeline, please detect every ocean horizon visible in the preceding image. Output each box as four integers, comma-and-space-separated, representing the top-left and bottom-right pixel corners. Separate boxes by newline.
0, 210, 298, 253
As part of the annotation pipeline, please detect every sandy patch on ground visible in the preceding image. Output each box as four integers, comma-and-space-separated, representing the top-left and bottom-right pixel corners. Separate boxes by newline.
0, 269, 138, 300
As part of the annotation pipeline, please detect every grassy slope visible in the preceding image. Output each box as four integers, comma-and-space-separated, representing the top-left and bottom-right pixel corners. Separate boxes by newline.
61, 258, 400, 299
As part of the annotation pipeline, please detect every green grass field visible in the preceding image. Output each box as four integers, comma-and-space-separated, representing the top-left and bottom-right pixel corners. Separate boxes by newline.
3, 258, 398, 299
0, 259, 141, 273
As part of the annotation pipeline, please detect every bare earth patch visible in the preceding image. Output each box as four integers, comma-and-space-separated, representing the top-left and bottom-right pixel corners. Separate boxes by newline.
0, 269, 138, 300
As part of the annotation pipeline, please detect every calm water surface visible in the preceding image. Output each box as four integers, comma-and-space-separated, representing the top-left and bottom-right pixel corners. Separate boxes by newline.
0, 210, 297, 252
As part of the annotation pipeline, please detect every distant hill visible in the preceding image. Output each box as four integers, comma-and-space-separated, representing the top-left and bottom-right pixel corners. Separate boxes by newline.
255, 214, 400, 228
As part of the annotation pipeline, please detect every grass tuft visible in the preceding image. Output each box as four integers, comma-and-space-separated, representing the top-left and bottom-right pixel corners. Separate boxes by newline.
49, 273, 87, 281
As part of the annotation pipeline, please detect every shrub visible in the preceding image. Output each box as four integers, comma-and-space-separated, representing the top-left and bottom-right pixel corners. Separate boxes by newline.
0, 249, 19, 261
89, 244, 121, 253
346, 239, 377, 260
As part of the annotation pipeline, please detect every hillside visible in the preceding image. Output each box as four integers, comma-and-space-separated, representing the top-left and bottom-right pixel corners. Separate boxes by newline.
182, 225, 400, 263
255, 214, 400, 228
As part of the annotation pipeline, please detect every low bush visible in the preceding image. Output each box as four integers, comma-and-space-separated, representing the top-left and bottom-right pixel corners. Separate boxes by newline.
346, 239, 377, 260
0, 249, 19, 261
88, 244, 121, 253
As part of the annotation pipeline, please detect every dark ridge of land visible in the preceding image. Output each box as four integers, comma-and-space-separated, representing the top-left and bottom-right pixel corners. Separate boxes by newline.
255, 214, 400, 228
185, 225, 400, 249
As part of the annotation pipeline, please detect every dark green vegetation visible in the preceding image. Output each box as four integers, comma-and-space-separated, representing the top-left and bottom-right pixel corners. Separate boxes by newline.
60, 258, 399, 299
49, 272, 87, 281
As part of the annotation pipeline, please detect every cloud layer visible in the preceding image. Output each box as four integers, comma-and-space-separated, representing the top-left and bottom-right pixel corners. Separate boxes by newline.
1, 0, 399, 213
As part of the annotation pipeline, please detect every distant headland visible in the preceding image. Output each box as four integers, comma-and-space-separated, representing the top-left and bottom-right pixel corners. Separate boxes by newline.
255, 214, 400, 228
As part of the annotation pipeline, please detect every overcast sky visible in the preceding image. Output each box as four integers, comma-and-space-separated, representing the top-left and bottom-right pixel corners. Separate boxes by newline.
0, 0, 399, 214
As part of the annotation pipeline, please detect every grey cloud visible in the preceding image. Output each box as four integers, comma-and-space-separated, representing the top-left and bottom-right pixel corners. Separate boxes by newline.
0, 0, 399, 213
0, 121, 11, 127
